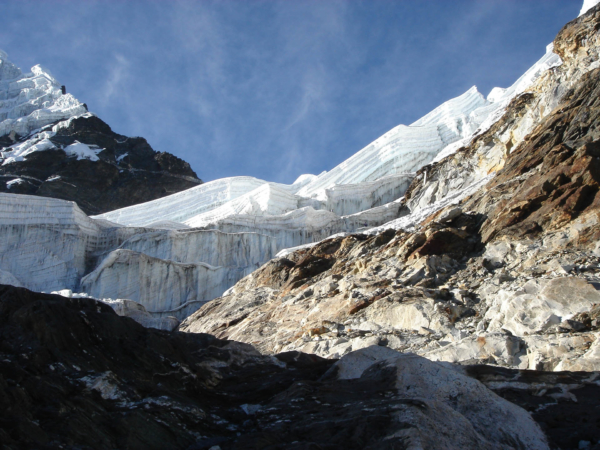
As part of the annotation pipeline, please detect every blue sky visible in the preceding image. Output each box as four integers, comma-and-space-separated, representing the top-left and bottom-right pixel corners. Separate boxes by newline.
1, 0, 581, 184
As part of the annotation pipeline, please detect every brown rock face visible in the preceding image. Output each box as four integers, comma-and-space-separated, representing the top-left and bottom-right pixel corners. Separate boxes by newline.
476, 68, 600, 244
0, 115, 202, 215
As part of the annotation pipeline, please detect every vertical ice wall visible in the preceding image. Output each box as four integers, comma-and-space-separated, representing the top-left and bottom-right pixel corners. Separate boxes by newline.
79, 227, 279, 319
0, 193, 101, 291
0, 19, 571, 322
80, 249, 236, 319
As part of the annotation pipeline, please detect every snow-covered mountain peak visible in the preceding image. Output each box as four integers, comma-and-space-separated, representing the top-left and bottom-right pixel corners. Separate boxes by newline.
0, 49, 87, 138
30, 64, 57, 82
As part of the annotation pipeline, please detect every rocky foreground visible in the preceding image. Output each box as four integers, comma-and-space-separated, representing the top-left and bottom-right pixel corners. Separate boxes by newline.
1, 284, 600, 450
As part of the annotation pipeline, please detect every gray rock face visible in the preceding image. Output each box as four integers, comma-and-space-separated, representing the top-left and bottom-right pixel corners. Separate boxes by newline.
327, 346, 549, 449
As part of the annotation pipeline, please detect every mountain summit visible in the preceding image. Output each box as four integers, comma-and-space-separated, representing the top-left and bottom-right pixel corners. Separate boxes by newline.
0, 50, 202, 214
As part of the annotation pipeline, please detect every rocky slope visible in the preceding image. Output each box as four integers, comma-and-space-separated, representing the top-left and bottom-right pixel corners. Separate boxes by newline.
0, 51, 202, 215
3, 284, 600, 450
181, 5, 600, 378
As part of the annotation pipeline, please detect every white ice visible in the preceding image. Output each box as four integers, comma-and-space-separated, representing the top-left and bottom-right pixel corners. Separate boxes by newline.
580, 0, 600, 16
0, 50, 87, 138
0, 32, 566, 321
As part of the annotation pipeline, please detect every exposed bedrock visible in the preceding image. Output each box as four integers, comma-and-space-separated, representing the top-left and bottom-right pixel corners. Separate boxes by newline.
8, 285, 597, 449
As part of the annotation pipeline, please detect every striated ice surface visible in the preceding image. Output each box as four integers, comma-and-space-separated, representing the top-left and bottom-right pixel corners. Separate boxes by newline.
323, 173, 413, 216
115, 228, 276, 269
0, 192, 281, 319
96, 176, 271, 227
80, 249, 235, 319
0, 268, 23, 287
184, 183, 300, 228
297, 86, 488, 201
0, 50, 87, 138
0, 33, 566, 321
0, 193, 104, 292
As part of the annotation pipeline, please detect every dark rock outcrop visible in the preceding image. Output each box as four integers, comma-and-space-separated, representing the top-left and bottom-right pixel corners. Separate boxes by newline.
0, 115, 202, 215
3, 284, 593, 449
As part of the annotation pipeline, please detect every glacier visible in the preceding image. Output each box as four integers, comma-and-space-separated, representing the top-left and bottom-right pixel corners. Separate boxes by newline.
0, 50, 87, 138
0, 39, 566, 323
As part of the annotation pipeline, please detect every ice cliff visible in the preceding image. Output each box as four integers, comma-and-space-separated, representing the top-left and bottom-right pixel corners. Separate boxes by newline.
0, 22, 568, 323
0, 50, 87, 137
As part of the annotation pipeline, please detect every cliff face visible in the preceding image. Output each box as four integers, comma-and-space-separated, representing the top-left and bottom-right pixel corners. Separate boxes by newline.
181, 6, 600, 376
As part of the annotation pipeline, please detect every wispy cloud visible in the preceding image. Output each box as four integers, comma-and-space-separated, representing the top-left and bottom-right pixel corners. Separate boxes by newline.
0, 0, 581, 184
101, 54, 130, 106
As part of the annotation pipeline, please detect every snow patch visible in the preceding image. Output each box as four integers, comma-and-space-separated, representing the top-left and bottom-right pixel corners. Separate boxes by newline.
5, 178, 24, 189
580, 0, 600, 16
64, 141, 102, 161
2, 132, 57, 165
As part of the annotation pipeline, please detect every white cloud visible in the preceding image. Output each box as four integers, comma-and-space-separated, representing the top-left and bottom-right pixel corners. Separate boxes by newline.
101, 54, 130, 106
